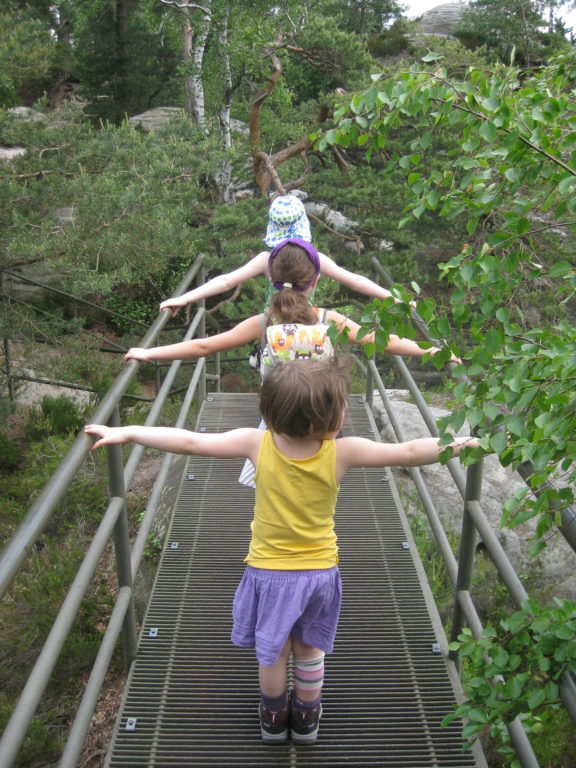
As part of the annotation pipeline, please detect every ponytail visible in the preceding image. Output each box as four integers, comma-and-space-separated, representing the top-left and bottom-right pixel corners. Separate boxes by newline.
267, 286, 316, 324
267, 240, 320, 324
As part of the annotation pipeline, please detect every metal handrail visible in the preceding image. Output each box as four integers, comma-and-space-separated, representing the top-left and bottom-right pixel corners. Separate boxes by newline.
0, 257, 208, 768
0, 256, 205, 600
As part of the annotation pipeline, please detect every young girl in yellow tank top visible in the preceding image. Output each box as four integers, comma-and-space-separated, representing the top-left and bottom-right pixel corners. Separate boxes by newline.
85, 358, 478, 746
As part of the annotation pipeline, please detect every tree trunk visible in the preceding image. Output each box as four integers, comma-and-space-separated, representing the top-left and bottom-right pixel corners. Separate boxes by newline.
177, 2, 211, 126
216, 5, 234, 203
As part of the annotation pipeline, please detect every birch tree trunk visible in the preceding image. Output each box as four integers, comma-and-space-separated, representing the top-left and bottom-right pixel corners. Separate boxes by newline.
160, 0, 212, 126
216, 5, 234, 203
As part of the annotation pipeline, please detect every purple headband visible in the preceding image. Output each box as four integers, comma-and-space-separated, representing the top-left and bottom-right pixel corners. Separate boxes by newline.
268, 238, 321, 292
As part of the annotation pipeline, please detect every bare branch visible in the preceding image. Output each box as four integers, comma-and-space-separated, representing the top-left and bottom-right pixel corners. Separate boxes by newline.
256, 152, 286, 195
0, 170, 76, 180
158, 0, 211, 13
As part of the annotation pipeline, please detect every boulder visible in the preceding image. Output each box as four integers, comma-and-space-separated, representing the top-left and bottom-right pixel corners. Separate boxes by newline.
129, 107, 184, 132
415, 2, 466, 37
0, 147, 26, 163
7, 107, 48, 122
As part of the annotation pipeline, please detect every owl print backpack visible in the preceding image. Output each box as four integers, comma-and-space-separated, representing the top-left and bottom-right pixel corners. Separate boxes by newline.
258, 308, 334, 377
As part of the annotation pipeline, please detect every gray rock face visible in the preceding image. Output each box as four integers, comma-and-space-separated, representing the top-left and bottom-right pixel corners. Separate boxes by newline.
416, 2, 466, 36
129, 107, 184, 132
373, 389, 576, 603
2, 263, 64, 302
0, 147, 26, 162
7, 107, 48, 122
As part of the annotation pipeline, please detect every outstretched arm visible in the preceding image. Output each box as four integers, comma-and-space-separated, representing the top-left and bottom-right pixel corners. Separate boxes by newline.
335, 435, 479, 481
85, 424, 263, 463
318, 253, 415, 306
326, 311, 460, 363
125, 315, 262, 363
160, 253, 269, 316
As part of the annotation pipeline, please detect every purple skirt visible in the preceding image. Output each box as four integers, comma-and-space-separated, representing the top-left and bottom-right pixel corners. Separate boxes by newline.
231, 566, 342, 666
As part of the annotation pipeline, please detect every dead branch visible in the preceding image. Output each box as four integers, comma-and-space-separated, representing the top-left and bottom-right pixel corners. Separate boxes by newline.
206, 284, 242, 314
330, 145, 351, 172
255, 152, 286, 195
284, 44, 334, 72
306, 211, 360, 245
0, 170, 76, 180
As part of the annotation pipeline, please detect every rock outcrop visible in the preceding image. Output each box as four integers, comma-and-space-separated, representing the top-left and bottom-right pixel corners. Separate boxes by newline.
415, 2, 466, 37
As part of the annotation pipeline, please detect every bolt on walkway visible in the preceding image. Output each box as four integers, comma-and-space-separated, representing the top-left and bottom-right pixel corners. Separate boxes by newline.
105, 393, 486, 768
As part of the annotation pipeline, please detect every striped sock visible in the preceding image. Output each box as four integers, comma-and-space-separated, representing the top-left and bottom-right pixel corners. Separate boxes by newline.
294, 653, 324, 704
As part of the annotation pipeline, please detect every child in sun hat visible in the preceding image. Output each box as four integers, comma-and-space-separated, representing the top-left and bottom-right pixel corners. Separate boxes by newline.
263, 194, 312, 246
159, 194, 405, 316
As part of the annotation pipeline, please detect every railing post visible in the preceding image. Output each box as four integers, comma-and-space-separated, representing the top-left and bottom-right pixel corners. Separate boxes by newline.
3, 337, 14, 401
198, 264, 207, 400
449, 457, 484, 661
106, 406, 138, 668
365, 354, 374, 410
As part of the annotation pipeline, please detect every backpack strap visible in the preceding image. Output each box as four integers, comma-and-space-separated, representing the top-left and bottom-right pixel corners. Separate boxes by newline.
259, 311, 268, 342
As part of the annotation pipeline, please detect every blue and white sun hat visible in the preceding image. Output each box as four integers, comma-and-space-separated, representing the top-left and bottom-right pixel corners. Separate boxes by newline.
264, 195, 312, 247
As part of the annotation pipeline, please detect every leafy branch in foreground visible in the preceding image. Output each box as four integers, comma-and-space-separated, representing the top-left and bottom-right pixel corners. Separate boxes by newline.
444, 598, 576, 762
325, 49, 576, 543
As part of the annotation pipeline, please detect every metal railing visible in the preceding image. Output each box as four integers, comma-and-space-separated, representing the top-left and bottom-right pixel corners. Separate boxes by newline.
0, 256, 211, 768
0, 258, 574, 768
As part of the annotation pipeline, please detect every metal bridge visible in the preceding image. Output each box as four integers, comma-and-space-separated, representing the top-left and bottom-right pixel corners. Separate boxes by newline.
105, 392, 482, 768
1, 256, 575, 768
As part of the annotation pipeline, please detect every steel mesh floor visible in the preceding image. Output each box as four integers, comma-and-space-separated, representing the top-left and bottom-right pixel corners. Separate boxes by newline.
105, 393, 481, 768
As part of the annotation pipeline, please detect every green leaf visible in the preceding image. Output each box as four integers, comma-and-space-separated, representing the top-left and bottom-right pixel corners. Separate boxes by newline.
467, 708, 489, 724
422, 52, 442, 62
527, 690, 546, 709
479, 121, 497, 143
490, 432, 508, 456
482, 97, 499, 113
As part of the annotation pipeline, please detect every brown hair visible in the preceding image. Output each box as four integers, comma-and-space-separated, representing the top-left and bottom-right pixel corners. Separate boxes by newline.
259, 357, 351, 438
267, 243, 318, 324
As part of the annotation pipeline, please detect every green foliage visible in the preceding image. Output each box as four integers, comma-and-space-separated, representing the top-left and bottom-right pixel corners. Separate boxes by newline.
367, 20, 415, 59
0, 431, 20, 472
282, 14, 375, 100
0, 109, 222, 295
71, 0, 183, 123
445, 598, 576, 756
0, 10, 61, 107
329, 48, 576, 542
319, 0, 403, 35
454, 0, 570, 66
29, 395, 85, 437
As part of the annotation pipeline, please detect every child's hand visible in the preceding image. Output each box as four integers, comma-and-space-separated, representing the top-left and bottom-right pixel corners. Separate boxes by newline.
85, 424, 126, 450
160, 297, 187, 317
429, 347, 462, 365
124, 348, 150, 363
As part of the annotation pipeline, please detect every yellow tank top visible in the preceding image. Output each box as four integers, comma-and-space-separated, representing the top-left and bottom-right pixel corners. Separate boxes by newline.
246, 431, 339, 569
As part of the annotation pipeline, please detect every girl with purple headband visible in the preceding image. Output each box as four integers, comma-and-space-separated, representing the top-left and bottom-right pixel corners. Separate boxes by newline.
158, 195, 406, 316
126, 239, 453, 372
127, 239, 458, 487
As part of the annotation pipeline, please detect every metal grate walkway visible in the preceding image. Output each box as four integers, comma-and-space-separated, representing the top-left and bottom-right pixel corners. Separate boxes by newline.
105, 393, 483, 768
